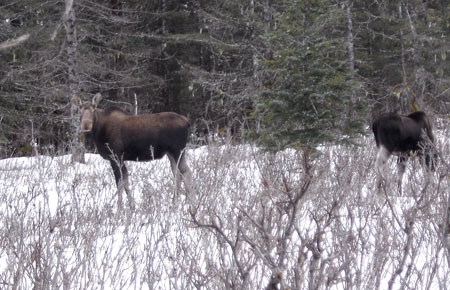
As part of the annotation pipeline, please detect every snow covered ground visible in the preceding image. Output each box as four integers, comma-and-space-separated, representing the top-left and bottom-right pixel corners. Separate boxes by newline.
0, 133, 448, 289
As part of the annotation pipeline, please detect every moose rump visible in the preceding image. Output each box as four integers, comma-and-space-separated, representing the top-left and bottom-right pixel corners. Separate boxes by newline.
76, 93, 192, 209
372, 111, 436, 191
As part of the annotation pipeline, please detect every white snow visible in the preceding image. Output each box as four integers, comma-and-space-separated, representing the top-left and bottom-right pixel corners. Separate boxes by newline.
0, 136, 448, 289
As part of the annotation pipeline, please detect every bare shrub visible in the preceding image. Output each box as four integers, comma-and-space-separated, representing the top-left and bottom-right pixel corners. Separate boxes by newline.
0, 122, 448, 289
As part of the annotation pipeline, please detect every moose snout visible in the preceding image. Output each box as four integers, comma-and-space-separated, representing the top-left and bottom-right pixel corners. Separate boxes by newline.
81, 119, 93, 132
82, 131, 95, 150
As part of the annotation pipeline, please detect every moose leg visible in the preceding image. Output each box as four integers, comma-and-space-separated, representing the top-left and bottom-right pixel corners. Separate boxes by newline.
397, 155, 407, 194
178, 152, 193, 193
168, 154, 183, 193
375, 145, 391, 190
110, 160, 135, 210
120, 164, 135, 210
168, 151, 193, 194
424, 150, 438, 172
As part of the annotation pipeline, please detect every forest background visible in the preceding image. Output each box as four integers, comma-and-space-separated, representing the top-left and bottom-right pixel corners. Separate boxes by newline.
1, 1, 450, 290
0, 0, 449, 157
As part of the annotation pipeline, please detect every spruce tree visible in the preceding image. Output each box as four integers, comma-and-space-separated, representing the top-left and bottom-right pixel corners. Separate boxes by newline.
252, 0, 366, 151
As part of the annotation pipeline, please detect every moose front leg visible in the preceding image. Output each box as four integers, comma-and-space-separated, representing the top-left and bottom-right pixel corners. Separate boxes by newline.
110, 160, 135, 211
397, 155, 407, 195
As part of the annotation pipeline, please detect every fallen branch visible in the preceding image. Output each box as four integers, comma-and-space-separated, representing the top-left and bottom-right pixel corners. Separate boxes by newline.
0, 34, 30, 50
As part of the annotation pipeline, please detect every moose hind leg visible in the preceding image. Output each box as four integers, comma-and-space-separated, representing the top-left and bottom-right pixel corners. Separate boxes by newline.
375, 146, 390, 189
178, 152, 193, 193
168, 153, 182, 193
425, 151, 437, 172
168, 151, 192, 193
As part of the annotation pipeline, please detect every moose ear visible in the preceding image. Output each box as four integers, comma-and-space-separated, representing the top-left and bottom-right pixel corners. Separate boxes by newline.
92, 93, 102, 108
71, 96, 82, 106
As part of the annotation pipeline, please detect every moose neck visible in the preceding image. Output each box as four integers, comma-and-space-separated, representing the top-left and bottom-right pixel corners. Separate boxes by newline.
91, 109, 105, 134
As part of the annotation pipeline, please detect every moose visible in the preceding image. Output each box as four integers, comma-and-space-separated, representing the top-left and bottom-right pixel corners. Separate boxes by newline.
74, 93, 192, 209
372, 111, 437, 191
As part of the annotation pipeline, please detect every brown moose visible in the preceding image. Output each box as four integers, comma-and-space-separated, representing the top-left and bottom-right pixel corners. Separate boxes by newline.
372, 111, 437, 191
74, 93, 192, 209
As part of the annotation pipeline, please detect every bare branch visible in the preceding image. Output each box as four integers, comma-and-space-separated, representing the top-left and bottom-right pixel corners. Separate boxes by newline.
0, 34, 30, 50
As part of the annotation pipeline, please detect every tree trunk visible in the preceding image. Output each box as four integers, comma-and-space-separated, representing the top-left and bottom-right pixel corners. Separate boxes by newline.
344, 0, 357, 120
64, 0, 84, 163
263, 0, 271, 33
405, 4, 426, 110
345, 0, 355, 77
161, 0, 167, 35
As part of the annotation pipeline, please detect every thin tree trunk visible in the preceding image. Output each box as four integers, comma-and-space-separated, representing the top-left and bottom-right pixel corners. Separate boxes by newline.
405, 4, 426, 110
64, 0, 84, 163
65, 0, 77, 94
263, 0, 271, 33
398, 3, 407, 84
398, 3, 409, 112
344, 0, 357, 121
161, 0, 167, 34
345, 0, 355, 77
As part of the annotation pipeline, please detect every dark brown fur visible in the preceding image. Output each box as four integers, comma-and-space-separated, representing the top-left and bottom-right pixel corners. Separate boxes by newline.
78, 97, 192, 209
372, 111, 437, 191
89, 106, 189, 162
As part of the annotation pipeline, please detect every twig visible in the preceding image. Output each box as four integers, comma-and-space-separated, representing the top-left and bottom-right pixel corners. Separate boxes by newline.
0, 34, 30, 50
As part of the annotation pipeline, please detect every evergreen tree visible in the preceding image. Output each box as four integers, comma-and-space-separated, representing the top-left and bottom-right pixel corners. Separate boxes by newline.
354, 0, 450, 114
0, 0, 448, 157
252, 0, 366, 151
